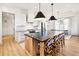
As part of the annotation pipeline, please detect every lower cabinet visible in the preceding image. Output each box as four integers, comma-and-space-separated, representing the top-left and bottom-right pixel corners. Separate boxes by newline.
25, 36, 39, 56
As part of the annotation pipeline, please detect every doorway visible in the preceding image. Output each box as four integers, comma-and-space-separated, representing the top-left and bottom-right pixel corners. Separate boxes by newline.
2, 12, 15, 42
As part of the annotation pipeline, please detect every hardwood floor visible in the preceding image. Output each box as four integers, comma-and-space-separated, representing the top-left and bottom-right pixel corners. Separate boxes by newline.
0, 35, 79, 56
0, 35, 30, 56
59, 36, 79, 56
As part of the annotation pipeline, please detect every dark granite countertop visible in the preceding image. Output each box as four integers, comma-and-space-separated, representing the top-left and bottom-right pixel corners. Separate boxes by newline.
24, 31, 64, 42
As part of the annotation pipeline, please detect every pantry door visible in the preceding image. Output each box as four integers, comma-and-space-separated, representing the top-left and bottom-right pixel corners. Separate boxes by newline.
2, 12, 15, 40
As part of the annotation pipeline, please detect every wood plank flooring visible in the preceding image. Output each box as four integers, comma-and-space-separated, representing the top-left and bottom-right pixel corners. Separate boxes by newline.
0, 35, 30, 56
59, 36, 79, 56
0, 35, 79, 56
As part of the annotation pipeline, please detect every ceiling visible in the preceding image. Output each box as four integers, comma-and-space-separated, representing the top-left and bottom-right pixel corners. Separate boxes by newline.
0, 3, 79, 11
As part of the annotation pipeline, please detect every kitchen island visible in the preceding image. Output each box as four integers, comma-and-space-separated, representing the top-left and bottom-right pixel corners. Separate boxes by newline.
24, 31, 65, 56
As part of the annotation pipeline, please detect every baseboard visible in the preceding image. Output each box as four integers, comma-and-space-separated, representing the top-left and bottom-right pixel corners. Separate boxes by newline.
18, 40, 25, 44
72, 35, 79, 37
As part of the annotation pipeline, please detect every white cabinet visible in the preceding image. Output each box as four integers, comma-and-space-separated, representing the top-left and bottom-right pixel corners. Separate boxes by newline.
15, 25, 25, 43
15, 31, 25, 43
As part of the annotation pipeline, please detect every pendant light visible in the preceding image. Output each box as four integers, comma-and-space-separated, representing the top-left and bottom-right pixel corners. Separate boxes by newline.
49, 3, 56, 20
35, 3, 45, 18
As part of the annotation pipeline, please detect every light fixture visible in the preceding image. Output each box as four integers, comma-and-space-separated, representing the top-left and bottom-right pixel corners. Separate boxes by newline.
35, 3, 45, 18
49, 3, 56, 20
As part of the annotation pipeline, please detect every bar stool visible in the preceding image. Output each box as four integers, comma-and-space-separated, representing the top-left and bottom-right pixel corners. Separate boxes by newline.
58, 33, 65, 48
54, 35, 61, 55
45, 35, 60, 56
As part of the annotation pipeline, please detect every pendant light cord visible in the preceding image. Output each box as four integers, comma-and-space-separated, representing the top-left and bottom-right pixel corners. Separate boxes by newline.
39, 3, 40, 11
51, 3, 53, 16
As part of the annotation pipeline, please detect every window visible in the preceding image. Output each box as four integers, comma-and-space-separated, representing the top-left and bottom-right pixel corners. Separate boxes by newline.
55, 18, 70, 30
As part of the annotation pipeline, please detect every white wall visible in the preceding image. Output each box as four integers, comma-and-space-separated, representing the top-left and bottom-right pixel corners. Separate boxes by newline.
70, 15, 79, 36
15, 13, 26, 32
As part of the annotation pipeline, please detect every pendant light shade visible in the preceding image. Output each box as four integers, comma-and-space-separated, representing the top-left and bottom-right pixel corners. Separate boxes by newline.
35, 3, 45, 18
49, 3, 56, 20
49, 16, 56, 20
35, 11, 45, 18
